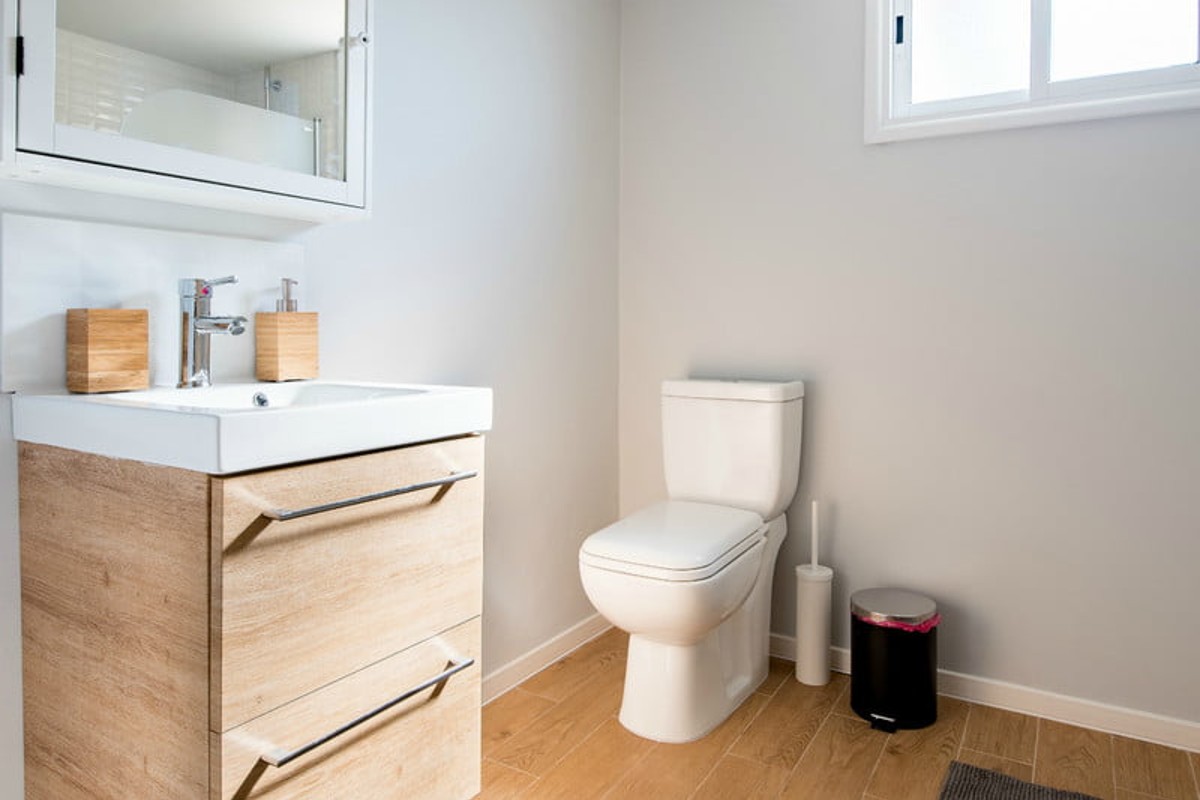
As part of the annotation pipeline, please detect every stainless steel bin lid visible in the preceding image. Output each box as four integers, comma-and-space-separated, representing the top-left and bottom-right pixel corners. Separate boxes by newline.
851, 588, 938, 626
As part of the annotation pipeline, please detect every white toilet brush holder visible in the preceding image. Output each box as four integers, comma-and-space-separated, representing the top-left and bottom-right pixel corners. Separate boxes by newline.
795, 564, 833, 685
795, 500, 833, 686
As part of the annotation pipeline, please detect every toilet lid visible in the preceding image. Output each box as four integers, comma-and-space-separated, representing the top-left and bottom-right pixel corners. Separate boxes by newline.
579, 501, 765, 581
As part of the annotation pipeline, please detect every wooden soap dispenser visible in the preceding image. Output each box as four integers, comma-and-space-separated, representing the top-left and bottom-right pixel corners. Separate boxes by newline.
255, 278, 318, 381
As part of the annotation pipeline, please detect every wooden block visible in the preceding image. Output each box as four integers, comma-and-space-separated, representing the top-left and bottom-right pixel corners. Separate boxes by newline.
66, 308, 149, 393
255, 311, 318, 381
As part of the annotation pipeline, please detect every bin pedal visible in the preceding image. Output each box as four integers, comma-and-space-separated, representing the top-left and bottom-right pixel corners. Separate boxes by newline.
869, 713, 897, 733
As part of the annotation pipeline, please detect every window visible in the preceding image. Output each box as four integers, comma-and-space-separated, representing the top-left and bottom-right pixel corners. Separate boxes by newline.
865, 0, 1200, 142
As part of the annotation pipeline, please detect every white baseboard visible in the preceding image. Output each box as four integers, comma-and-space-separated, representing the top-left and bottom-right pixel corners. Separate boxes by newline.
482, 614, 612, 704
769, 632, 851, 672
768, 633, 1200, 752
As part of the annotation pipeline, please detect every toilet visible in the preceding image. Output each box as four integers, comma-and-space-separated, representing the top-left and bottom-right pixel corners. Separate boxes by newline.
579, 379, 804, 743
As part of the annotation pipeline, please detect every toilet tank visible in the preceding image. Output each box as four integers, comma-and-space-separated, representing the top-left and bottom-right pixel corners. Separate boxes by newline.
661, 379, 804, 520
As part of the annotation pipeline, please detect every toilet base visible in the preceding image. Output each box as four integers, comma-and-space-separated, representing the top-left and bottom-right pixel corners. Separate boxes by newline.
604, 513, 792, 743
611, 514, 787, 743
618, 624, 765, 743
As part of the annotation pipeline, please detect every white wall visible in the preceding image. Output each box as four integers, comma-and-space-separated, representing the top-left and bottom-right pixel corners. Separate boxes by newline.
0, 214, 306, 392
620, 0, 1200, 725
293, 0, 622, 685
0, 1, 619, 796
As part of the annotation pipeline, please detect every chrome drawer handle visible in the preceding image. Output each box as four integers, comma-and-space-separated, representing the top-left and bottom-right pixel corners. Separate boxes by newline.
262, 470, 477, 521
233, 656, 474, 799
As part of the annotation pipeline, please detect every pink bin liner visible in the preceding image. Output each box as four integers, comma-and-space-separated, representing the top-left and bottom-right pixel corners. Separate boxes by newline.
854, 612, 941, 634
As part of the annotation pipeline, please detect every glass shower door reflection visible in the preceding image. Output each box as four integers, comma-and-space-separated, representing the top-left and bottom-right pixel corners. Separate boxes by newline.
53, 0, 347, 180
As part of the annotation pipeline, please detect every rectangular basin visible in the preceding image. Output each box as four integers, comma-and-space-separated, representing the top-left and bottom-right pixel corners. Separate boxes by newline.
12, 381, 493, 474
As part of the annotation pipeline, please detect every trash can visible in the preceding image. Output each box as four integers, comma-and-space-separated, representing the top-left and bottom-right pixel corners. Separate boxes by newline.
850, 588, 940, 732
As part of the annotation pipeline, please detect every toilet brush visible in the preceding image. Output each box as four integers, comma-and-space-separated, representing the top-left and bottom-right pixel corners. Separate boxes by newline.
796, 500, 834, 686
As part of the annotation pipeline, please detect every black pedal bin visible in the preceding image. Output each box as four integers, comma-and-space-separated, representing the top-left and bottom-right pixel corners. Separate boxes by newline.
849, 588, 939, 732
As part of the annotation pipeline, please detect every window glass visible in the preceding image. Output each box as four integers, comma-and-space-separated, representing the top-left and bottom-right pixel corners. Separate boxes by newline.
1051, 0, 1199, 82
871, 0, 1200, 142
911, 0, 1031, 104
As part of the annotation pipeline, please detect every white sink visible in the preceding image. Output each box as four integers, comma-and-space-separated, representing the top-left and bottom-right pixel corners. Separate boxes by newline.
102, 382, 427, 411
12, 381, 493, 474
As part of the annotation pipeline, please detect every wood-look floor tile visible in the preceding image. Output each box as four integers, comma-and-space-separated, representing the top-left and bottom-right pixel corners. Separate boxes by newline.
523, 718, 653, 800
1034, 719, 1114, 800
607, 692, 768, 799
866, 697, 970, 800
757, 657, 796, 696
1115, 789, 1177, 800
519, 628, 626, 703
484, 688, 557, 758
1112, 736, 1198, 800
956, 747, 1034, 782
779, 714, 889, 799
692, 754, 792, 800
961, 705, 1038, 764
479, 630, 1200, 800
730, 673, 848, 769
481, 758, 537, 799
832, 678, 858, 719
492, 662, 624, 777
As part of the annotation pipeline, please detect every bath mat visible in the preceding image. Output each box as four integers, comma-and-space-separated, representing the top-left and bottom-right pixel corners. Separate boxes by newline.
939, 761, 1102, 800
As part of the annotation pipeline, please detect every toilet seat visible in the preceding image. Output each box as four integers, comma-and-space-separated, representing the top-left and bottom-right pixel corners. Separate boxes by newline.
579, 501, 764, 582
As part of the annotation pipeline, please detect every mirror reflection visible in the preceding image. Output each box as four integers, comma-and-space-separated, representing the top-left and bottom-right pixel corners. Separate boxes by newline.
54, 0, 347, 180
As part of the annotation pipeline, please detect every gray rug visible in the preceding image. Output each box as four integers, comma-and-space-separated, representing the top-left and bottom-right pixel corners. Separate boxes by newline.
939, 762, 1102, 800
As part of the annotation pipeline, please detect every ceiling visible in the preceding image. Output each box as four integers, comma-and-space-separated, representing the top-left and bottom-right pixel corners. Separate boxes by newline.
57, 0, 345, 73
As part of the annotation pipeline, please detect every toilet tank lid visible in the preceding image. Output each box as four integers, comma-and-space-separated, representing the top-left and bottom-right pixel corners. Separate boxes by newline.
580, 501, 764, 579
662, 379, 804, 402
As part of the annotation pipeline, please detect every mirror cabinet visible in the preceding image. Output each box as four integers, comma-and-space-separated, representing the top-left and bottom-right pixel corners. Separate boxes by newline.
4, 0, 370, 219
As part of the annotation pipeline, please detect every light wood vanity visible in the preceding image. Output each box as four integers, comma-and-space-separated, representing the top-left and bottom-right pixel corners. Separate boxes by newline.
19, 434, 484, 799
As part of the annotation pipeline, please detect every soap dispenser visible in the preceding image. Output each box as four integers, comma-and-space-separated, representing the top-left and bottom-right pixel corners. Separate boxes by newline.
255, 278, 319, 381
276, 277, 299, 312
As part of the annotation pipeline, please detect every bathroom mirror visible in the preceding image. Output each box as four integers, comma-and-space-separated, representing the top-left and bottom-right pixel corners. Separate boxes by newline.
14, 0, 369, 212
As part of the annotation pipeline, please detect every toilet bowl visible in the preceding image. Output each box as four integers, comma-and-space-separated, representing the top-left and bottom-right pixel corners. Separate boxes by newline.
578, 379, 804, 743
580, 502, 787, 741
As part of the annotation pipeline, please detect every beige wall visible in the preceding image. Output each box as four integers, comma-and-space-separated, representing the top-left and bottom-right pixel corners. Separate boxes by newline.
619, 0, 1200, 723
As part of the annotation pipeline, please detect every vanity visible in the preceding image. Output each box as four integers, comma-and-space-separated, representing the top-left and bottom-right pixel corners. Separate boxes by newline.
14, 382, 491, 799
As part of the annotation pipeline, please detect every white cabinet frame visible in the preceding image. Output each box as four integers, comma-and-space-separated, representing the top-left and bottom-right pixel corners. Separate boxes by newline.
1, 0, 371, 221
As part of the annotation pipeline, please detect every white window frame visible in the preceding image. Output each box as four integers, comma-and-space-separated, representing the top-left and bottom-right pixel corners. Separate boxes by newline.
865, 0, 1200, 143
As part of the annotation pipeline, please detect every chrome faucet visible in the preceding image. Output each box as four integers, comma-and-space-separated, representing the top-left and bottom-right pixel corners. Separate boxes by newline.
178, 276, 248, 388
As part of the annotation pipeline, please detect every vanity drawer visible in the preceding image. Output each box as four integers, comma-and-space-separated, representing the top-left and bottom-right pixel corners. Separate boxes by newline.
212, 436, 484, 730
212, 617, 480, 800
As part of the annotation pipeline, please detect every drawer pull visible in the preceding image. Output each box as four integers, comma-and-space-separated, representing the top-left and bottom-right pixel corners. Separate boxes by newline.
233, 655, 475, 799
263, 470, 477, 521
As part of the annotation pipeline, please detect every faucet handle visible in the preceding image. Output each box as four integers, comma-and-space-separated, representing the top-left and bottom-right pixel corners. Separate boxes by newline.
179, 276, 239, 297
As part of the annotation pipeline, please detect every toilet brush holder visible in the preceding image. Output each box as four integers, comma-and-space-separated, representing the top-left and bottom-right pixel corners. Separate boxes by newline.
795, 564, 833, 685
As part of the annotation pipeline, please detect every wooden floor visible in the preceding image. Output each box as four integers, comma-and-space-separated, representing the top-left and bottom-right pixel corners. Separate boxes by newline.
481, 629, 1200, 800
